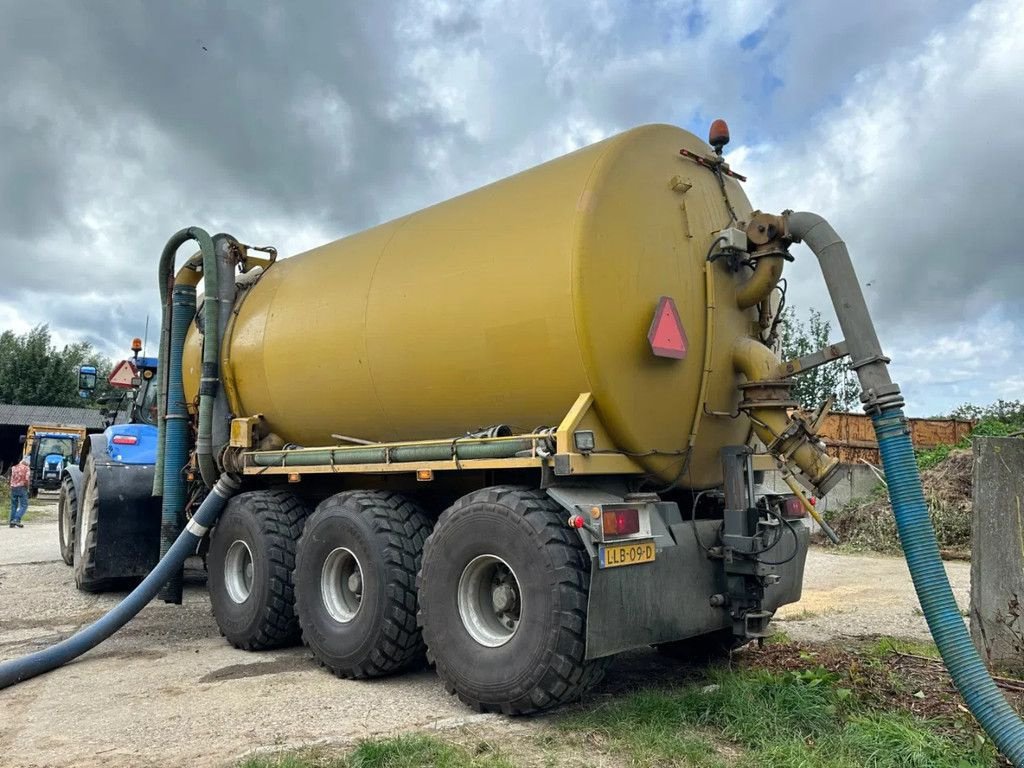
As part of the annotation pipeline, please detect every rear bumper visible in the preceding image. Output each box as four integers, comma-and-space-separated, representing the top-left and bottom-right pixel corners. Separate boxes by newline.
585, 520, 808, 659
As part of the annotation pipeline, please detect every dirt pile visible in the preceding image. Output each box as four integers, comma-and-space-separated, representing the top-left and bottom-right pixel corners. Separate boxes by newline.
822, 449, 973, 557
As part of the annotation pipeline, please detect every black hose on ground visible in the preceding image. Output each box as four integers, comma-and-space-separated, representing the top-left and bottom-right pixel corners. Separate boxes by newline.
0, 474, 240, 690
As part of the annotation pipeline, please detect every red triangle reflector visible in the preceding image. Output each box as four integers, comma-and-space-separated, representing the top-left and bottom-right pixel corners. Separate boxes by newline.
107, 359, 139, 389
648, 296, 687, 359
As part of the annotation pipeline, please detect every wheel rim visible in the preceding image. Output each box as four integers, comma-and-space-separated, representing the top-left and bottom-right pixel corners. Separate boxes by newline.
224, 540, 254, 604
78, 477, 95, 559
321, 547, 363, 623
60, 492, 71, 546
457, 554, 522, 647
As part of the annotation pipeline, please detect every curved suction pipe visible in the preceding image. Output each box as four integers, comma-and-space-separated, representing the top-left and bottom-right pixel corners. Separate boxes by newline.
787, 211, 1024, 766
732, 337, 841, 494
735, 254, 784, 310
0, 474, 240, 690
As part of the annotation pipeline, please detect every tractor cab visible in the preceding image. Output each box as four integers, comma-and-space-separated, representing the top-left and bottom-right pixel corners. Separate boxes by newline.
22, 427, 85, 495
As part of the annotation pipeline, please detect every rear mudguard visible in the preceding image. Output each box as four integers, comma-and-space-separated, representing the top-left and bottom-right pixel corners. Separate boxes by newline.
83, 434, 162, 581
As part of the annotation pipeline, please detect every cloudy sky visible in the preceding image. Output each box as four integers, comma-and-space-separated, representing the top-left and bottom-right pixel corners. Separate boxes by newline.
1, 0, 1021, 417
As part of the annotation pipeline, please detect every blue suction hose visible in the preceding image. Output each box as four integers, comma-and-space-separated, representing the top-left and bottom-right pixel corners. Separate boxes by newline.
788, 211, 1024, 765
0, 226, 237, 689
0, 474, 239, 689
875, 411, 1024, 763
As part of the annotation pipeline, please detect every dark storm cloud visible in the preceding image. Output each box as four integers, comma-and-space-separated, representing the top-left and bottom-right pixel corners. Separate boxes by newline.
0, 0, 1018, 415
1, 2, 468, 232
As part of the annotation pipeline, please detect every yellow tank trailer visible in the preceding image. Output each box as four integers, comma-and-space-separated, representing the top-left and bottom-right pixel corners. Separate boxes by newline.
164, 122, 843, 714
7, 119, 1018, 760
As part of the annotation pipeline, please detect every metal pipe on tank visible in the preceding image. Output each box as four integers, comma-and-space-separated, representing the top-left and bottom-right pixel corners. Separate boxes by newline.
735, 255, 784, 310
784, 210, 1024, 765
210, 235, 239, 476
732, 337, 841, 494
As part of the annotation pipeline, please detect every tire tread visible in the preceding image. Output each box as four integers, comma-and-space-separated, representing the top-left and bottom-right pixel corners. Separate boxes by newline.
221, 490, 308, 651
419, 485, 609, 715
296, 490, 432, 679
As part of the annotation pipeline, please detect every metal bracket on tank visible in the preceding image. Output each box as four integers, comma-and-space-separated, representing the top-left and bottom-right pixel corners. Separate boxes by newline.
716, 445, 782, 640
552, 393, 647, 477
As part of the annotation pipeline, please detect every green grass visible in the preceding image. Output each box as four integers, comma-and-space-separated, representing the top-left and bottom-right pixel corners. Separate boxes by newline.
915, 416, 1023, 471
562, 666, 996, 768
240, 736, 515, 768
242, 752, 339, 768
867, 636, 941, 661
239, 657, 997, 768
917, 443, 955, 471
347, 736, 514, 768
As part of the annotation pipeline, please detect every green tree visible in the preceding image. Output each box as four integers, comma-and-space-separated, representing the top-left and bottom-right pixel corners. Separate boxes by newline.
0, 325, 113, 408
949, 398, 1024, 425
779, 307, 860, 412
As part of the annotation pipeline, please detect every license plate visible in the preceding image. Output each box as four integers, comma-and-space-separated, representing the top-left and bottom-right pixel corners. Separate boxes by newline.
598, 539, 656, 569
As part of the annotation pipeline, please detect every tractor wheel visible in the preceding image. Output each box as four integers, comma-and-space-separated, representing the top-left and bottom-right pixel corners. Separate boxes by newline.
418, 486, 609, 714
74, 453, 115, 592
58, 474, 78, 566
294, 490, 432, 678
207, 490, 309, 650
655, 629, 749, 661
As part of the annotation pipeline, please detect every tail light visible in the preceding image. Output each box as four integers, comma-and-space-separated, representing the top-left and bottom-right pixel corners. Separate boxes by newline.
781, 496, 805, 518
111, 434, 138, 445
602, 507, 640, 537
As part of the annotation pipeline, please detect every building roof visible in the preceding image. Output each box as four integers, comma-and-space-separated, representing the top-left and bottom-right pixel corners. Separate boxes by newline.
0, 403, 106, 430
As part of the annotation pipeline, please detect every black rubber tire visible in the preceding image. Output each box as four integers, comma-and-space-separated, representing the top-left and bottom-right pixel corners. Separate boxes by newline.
294, 490, 432, 679
207, 490, 309, 650
655, 628, 749, 661
418, 485, 609, 715
73, 453, 115, 592
58, 474, 77, 566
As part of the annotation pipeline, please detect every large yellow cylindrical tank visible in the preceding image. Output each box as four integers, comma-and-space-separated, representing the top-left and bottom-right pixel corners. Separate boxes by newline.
186, 124, 760, 487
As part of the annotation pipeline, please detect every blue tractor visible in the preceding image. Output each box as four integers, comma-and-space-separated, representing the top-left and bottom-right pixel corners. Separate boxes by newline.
59, 349, 162, 592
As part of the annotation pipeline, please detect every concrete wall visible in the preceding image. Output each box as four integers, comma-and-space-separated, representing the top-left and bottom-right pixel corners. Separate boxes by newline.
760, 462, 881, 513
970, 436, 1024, 675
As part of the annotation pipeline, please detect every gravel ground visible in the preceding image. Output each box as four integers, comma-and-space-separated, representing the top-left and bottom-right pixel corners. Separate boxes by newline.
775, 546, 970, 643
0, 512, 971, 768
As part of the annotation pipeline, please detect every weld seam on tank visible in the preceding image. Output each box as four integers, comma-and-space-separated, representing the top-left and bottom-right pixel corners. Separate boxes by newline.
0, 474, 240, 690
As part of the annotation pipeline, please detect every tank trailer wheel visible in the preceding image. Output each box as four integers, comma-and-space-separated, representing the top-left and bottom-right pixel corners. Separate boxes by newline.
294, 490, 432, 679
73, 453, 115, 592
58, 474, 78, 566
207, 490, 309, 650
418, 486, 609, 715
655, 628, 750, 662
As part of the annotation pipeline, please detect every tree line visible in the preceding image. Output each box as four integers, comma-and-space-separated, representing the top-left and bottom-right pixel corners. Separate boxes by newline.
0, 325, 114, 408
779, 307, 1021, 427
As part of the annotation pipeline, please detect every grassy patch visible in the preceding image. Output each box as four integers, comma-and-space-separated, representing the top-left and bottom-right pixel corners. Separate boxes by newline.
867, 636, 941, 661
239, 640, 1009, 768
765, 630, 792, 645
348, 735, 513, 768
242, 750, 340, 768
240, 736, 514, 768
563, 664, 996, 768
917, 444, 954, 471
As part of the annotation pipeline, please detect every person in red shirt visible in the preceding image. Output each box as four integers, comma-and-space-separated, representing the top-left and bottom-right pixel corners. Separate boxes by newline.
8, 456, 29, 528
